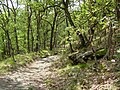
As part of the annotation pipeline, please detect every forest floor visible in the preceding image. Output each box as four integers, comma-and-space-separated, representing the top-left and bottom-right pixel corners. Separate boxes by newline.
0, 55, 61, 90
0, 54, 120, 90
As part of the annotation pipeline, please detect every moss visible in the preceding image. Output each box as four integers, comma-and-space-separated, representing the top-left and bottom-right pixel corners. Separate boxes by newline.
96, 48, 107, 57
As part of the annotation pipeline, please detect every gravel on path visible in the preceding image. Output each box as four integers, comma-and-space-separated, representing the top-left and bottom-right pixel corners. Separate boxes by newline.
0, 55, 60, 90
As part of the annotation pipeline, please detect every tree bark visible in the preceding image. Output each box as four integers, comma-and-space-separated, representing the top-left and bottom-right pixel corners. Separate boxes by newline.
66, 17, 74, 52
62, 0, 85, 47
1, 1, 13, 57
31, 28, 34, 52
10, 0, 19, 54
69, 48, 105, 64
35, 11, 41, 52
116, 0, 120, 21
14, 12, 19, 53
50, 8, 57, 50
27, 5, 32, 53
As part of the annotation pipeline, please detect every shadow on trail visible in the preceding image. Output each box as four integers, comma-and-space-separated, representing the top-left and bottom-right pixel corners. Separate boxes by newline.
0, 55, 61, 90
0, 77, 24, 90
0, 72, 47, 90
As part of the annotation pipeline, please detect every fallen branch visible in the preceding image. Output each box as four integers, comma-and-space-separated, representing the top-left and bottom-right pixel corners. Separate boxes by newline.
69, 48, 106, 64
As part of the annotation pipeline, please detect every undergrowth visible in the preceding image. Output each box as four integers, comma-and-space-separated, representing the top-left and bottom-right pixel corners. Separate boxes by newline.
46, 54, 120, 90
0, 50, 52, 74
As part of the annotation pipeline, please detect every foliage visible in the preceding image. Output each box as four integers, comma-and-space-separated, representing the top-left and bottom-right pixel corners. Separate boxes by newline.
46, 56, 120, 90
0, 50, 52, 74
0, 0, 119, 89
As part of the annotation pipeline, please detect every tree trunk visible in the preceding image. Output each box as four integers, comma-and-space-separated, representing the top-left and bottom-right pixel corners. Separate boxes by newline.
43, 31, 46, 49
66, 17, 74, 52
116, 0, 120, 21
31, 28, 34, 52
62, 0, 85, 47
104, 21, 113, 59
26, 1, 33, 52
1, 34, 6, 58
27, 6, 32, 53
35, 11, 41, 52
10, 0, 19, 54
50, 8, 57, 50
6, 30, 12, 56
69, 48, 105, 65
14, 12, 19, 54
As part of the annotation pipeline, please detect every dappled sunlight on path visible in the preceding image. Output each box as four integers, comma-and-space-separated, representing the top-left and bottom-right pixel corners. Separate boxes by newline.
0, 55, 60, 90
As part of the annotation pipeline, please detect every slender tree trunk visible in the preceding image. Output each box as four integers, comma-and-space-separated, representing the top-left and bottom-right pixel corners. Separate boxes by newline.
10, 0, 19, 53
43, 28, 47, 49
24, 34, 26, 49
104, 21, 113, 59
1, 2, 12, 57
27, 5, 32, 53
66, 18, 74, 52
31, 28, 34, 52
43, 32, 46, 49
62, 0, 85, 47
116, 0, 120, 21
27, 9, 30, 53
1, 0, 15, 61
5, 30, 12, 57
35, 11, 41, 52
50, 8, 57, 50
1, 34, 5, 58
53, 29, 57, 48
14, 12, 19, 54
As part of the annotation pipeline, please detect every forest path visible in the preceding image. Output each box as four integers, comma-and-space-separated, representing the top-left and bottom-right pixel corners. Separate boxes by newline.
0, 55, 60, 90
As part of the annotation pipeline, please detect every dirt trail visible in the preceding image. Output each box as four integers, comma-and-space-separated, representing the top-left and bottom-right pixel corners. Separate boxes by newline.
0, 55, 60, 90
